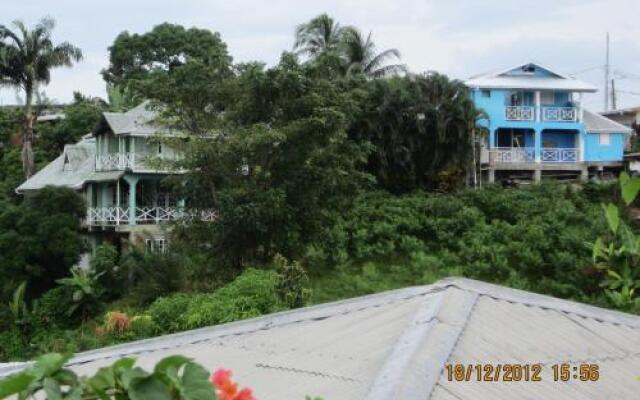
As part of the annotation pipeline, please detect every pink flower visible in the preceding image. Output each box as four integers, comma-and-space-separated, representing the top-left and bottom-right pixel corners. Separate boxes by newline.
210, 368, 255, 400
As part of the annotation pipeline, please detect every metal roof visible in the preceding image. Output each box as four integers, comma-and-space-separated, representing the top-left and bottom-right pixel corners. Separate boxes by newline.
3, 278, 639, 399
100, 102, 179, 137
16, 137, 97, 193
583, 109, 633, 134
602, 106, 640, 117
465, 62, 597, 92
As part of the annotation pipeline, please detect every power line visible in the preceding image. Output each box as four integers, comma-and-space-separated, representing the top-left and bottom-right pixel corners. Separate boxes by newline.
568, 65, 604, 76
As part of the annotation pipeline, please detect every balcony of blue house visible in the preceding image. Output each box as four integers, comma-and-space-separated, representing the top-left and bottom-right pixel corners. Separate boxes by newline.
472, 88, 585, 132
488, 127, 580, 165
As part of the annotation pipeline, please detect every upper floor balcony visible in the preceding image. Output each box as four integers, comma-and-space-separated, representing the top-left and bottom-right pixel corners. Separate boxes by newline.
95, 152, 182, 173
505, 106, 579, 122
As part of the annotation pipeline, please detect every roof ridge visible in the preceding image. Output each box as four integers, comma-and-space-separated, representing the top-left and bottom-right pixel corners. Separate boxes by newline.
429, 278, 640, 328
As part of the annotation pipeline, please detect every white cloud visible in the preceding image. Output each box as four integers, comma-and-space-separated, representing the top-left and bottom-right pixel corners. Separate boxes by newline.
1, 0, 639, 110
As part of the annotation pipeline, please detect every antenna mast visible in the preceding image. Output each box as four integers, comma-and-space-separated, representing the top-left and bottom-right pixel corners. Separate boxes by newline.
604, 32, 610, 112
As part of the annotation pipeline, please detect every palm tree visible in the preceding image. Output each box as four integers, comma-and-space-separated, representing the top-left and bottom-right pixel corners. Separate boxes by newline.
293, 13, 345, 57
341, 27, 406, 78
0, 17, 82, 178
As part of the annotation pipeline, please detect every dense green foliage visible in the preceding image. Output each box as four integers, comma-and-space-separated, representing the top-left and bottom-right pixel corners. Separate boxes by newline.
0, 186, 85, 299
593, 173, 640, 312
308, 183, 614, 304
148, 269, 284, 332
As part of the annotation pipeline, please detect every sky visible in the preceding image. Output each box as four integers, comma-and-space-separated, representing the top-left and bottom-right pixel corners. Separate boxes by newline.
2, 0, 640, 112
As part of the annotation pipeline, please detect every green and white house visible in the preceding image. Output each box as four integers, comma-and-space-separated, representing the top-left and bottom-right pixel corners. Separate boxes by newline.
17, 103, 215, 252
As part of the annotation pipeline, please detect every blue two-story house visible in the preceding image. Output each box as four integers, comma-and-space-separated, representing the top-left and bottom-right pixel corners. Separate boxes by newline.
466, 62, 631, 182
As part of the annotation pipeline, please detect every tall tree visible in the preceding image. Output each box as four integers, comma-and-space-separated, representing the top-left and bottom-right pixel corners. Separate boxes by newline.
350, 73, 480, 192
0, 17, 82, 178
293, 14, 345, 57
341, 27, 406, 78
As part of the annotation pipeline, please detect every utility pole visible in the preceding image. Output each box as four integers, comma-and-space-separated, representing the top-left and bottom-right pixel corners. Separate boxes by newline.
611, 79, 617, 110
604, 32, 610, 112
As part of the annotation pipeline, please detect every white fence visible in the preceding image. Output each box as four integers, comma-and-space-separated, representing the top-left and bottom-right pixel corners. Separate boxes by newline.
542, 107, 577, 122
541, 148, 578, 163
505, 106, 535, 121
95, 153, 178, 172
491, 147, 535, 163
489, 147, 579, 164
86, 207, 218, 225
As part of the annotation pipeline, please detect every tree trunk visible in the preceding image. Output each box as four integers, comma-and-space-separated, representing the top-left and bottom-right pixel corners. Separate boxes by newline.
22, 90, 35, 179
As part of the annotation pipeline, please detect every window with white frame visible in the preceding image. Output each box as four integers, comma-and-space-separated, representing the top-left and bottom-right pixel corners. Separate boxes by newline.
145, 238, 167, 254
599, 132, 611, 145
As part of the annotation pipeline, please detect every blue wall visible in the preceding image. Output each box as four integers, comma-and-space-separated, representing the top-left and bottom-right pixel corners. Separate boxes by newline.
584, 133, 624, 162
471, 88, 625, 162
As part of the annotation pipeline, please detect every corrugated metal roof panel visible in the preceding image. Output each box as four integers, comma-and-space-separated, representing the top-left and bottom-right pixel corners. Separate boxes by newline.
584, 109, 633, 133
3, 279, 640, 399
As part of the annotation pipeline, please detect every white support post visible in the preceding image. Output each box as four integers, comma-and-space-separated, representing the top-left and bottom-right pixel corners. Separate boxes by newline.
578, 93, 584, 122
116, 179, 121, 225
130, 136, 136, 169
535, 91, 541, 122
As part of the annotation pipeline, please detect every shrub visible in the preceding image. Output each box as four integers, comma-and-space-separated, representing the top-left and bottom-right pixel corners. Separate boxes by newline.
31, 286, 77, 329
274, 254, 310, 308
183, 269, 283, 330
147, 293, 196, 332
121, 250, 186, 305
148, 269, 284, 333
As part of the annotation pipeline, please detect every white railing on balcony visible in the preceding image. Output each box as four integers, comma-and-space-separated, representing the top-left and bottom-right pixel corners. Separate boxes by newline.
95, 153, 179, 172
505, 106, 535, 121
541, 148, 579, 163
491, 147, 535, 163
87, 207, 130, 225
542, 107, 577, 122
86, 207, 218, 226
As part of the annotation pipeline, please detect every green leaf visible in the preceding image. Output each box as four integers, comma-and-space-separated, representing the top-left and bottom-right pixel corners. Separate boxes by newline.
51, 369, 78, 386
112, 357, 136, 372
0, 372, 34, 397
620, 172, 640, 205
31, 353, 72, 379
128, 376, 172, 400
42, 377, 63, 400
153, 355, 191, 376
604, 203, 620, 234
119, 367, 149, 391
179, 362, 217, 400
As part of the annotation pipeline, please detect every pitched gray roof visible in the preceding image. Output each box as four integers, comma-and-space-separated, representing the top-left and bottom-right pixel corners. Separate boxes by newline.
584, 109, 634, 134
16, 136, 123, 193
4, 278, 639, 399
465, 62, 597, 92
101, 102, 178, 137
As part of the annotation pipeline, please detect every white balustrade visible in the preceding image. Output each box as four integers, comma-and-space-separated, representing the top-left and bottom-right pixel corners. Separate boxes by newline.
542, 107, 577, 122
86, 206, 217, 225
505, 106, 535, 121
491, 147, 535, 163
95, 153, 178, 172
541, 148, 578, 163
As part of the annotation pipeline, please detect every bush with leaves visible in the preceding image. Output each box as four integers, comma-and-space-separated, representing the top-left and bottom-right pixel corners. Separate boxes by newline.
274, 254, 311, 308
120, 249, 186, 306
593, 173, 640, 312
309, 183, 609, 303
0, 353, 223, 400
148, 269, 284, 333
56, 267, 104, 321
0, 186, 86, 300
